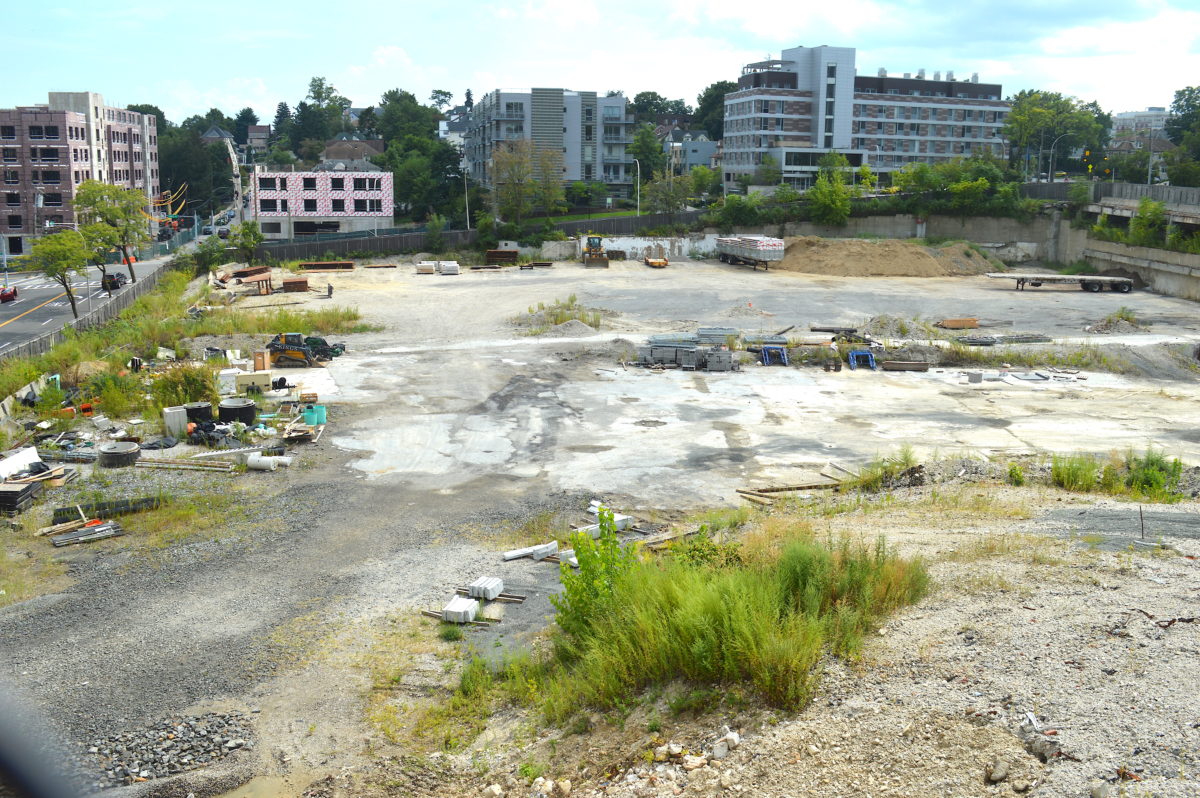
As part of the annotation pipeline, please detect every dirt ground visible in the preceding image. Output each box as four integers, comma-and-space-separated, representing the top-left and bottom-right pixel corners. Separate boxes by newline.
3, 242, 1200, 798
778, 237, 999, 277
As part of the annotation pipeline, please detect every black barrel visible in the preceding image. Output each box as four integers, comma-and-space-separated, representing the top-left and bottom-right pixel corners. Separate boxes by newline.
97, 442, 141, 468
218, 397, 257, 424
183, 401, 213, 422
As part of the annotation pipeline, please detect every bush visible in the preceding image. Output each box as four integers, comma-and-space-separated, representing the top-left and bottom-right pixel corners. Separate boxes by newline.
1006, 463, 1025, 486
438, 623, 463, 642
1051, 454, 1098, 492
1126, 448, 1182, 499
150, 364, 218, 409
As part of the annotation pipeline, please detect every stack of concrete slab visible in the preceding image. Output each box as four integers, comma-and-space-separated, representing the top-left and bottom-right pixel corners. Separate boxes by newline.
437, 261, 461, 275
416, 261, 437, 274
502, 540, 558, 561
442, 595, 480, 623
468, 576, 504, 600
706, 350, 734, 372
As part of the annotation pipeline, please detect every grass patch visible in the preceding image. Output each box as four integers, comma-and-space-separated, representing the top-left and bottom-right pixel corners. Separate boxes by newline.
1107, 306, 1138, 326
941, 341, 1133, 374
460, 510, 927, 732
518, 295, 602, 332
846, 444, 918, 492
1048, 449, 1183, 502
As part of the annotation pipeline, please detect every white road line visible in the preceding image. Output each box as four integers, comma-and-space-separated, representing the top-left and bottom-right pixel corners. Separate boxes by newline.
41, 318, 54, 325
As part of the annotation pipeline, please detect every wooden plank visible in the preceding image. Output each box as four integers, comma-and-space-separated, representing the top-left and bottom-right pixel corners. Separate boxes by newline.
736, 493, 773, 506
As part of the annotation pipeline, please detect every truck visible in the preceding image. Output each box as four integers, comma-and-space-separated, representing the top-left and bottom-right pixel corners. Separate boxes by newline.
716, 236, 785, 270
986, 272, 1133, 293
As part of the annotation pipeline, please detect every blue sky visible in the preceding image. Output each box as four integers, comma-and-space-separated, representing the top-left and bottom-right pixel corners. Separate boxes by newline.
4, 0, 1197, 124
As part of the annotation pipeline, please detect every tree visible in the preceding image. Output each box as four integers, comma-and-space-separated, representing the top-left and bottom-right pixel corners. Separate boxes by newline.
376, 89, 438, 144
1128, 196, 1167, 247
1002, 90, 1106, 177
694, 80, 736, 140
356, 106, 378, 137
229, 221, 264, 265
79, 222, 119, 286
232, 107, 259, 146
271, 102, 293, 146
429, 89, 453, 110
126, 104, 167, 129
752, 154, 782, 186
29, 232, 87, 319
73, 181, 150, 282
856, 164, 877, 193
1165, 86, 1200, 146
643, 170, 690, 217
532, 146, 566, 221
628, 124, 665, 182
266, 146, 296, 166
491, 139, 534, 224
1111, 149, 1150, 183
425, 213, 446, 252
690, 165, 717, 197
291, 102, 329, 151
298, 138, 324, 163
181, 108, 234, 135
809, 173, 851, 226
566, 181, 591, 207
663, 99, 693, 117
464, 89, 474, 109
630, 91, 668, 121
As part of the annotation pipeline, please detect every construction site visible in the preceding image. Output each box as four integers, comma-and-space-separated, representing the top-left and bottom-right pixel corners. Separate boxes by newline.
2, 235, 1200, 798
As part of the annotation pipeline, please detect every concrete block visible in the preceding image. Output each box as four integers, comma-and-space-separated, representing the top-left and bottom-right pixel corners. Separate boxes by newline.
468, 576, 504, 600
530, 541, 558, 561
442, 596, 479, 623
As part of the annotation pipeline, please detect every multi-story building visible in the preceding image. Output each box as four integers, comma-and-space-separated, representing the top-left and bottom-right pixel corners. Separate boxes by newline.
0, 92, 158, 256
249, 164, 393, 240
463, 89, 635, 198
660, 128, 717, 176
1114, 107, 1172, 135
723, 46, 1009, 190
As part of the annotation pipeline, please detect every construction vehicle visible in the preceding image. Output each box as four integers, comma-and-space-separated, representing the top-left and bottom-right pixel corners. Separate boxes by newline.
304, 336, 346, 360
582, 236, 609, 268
644, 255, 668, 268
266, 333, 321, 368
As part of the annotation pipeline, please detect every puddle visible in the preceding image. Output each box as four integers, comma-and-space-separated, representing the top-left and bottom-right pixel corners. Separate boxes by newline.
220, 775, 304, 798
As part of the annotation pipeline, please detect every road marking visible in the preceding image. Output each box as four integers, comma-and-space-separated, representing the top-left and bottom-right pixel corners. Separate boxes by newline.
0, 291, 68, 329
41, 318, 54, 325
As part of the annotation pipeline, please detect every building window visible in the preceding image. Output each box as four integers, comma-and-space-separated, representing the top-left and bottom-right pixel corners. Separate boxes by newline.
330, 177, 343, 190
279, 199, 288, 212
6, 215, 20, 228
1, 149, 14, 163
278, 178, 287, 191
39, 148, 60, 162
331, 199, 345, 212
0, 126, 14, 140
3, 171, 16, 184
259, 199, 277, 212
504, 101, 524, 115
353, 198, 383, 212
4, 193, 17, 206
42, 193, 62, 206
826, 64, 837, 78
44, 126, 60, 139
302, 177, 317, 190
262, 222, 281, 233
29, 126, 44, 140
352, 177, 382, 190
258, 177, 276, 190
303, 198, 317, 212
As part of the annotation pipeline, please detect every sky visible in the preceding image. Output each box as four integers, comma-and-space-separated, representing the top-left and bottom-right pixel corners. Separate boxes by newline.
3, 0, 1198, 125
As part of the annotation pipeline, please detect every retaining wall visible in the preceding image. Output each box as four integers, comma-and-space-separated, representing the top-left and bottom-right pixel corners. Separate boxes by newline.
1080, 239, 1200, 301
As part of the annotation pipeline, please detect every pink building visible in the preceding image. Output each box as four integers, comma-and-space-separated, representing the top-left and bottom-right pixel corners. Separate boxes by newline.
1, 91, 158, 255
250, 166, 393, 239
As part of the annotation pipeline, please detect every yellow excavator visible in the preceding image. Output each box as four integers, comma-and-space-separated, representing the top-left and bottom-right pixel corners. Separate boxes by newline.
582, 235, 609, 268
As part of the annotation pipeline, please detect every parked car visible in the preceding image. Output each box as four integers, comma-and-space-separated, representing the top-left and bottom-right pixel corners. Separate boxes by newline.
101, 273, 128, 291
217, 227, 230, 239
0, 286, 17, 303
202, 224, 214, 235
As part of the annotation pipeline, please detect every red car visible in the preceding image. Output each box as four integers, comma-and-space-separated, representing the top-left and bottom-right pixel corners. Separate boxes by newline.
0, 286, 17, 303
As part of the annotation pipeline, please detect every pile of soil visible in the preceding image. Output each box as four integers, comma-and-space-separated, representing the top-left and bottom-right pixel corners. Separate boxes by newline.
777, 237, 995, 278
1084, 317, 1144, 335
723, 302, 773, 318
544, 319, 598, 337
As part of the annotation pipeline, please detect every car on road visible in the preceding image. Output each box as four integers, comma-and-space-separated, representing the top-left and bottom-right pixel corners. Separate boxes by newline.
101, 273, 128, 292
0, 286, 17, 303
217, 227, 230, 239
202, 224, 214, 235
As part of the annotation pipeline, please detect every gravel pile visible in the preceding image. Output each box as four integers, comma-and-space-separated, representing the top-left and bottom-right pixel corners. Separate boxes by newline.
921, 457, 1006, 484
860, 314, 913, 339
83, 711, 253, 788
1084, 318, 1143, 335
545, 319, 598, 337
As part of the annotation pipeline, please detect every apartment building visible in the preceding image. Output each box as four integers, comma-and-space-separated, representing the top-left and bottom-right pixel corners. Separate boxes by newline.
723, 46, 1009, 190
463, 89, 635, 198
250, 165, 393, 240
1114, 107, 1172, 135
1, 91, 158, 255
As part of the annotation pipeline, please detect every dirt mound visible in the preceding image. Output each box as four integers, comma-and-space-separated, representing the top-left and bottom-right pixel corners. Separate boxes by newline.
777, 237, 994, 278
1085, 317, 1144, 335
723, 302, 773, 319
545, 319, 598, 337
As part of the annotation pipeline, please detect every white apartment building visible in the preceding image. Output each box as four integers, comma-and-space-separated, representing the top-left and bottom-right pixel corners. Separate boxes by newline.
463, 89, 635, 198
723, 46, 1009, 190
1114, 107, 1172, 135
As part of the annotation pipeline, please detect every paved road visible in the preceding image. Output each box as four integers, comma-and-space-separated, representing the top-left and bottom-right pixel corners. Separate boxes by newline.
0, 259, 169, 356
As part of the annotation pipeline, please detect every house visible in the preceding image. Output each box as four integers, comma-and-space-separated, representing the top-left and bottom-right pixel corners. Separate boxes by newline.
249, 164, 392, 240
321, 132, 385, 163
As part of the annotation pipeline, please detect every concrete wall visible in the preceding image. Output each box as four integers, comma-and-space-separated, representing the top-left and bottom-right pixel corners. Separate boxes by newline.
1081, 239, 1200, 301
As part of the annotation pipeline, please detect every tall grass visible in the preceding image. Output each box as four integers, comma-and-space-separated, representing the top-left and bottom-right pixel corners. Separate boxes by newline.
1049, 449, 1184, 501
941, 341, 1132, 373
1051, 454, 1098, 492
477, 512, 928, 727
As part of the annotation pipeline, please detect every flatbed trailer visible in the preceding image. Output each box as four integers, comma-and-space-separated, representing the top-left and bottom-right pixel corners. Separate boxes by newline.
716, 236, 785, 270
986, 272, 1133, 293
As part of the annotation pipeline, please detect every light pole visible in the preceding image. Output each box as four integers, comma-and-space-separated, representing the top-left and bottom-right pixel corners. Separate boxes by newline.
1146, 129, 1162, 185
1048, 132, 1070, 183
632, 157, 641, 216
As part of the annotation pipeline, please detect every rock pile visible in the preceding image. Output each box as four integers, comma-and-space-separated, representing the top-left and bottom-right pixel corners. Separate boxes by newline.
83, 711, 253, 787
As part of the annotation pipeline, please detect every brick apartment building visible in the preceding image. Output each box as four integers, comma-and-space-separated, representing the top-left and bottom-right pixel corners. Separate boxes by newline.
250, 164, 393, 240
723, 45, 1009, 190
0, 92, 159, 256
464, 89, 635, 198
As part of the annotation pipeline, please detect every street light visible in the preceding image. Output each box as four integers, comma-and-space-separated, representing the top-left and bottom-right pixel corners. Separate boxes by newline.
1048, 132, 1070, 183
632, 157, 641, 216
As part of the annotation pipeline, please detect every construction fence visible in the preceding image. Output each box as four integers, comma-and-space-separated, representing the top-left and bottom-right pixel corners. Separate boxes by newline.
1020, 181, 1200, 208
253, 209, 710, 262
0, 261, 170, 362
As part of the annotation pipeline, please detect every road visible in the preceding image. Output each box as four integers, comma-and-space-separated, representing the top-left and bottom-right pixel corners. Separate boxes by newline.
0, 258, 169, 357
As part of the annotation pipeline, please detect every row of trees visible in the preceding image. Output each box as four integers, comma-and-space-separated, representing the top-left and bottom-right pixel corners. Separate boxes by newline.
1163, 86, 1200, 186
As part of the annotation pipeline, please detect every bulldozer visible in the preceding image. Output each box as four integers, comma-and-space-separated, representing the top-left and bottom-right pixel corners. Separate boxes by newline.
582, 235, 609, 268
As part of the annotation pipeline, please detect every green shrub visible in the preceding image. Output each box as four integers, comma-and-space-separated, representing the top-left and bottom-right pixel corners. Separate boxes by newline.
150, 364, 218, 409
1006, 463, 1025, 486
1125, 448, 1182, 500
1051, 454, 1098, 492
439, 623, 464, 642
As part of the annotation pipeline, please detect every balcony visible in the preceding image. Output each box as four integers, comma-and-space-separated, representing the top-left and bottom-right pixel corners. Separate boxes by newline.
601, 155, 631, 164
491, 112, 525, 121
602, 135, 630, 144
